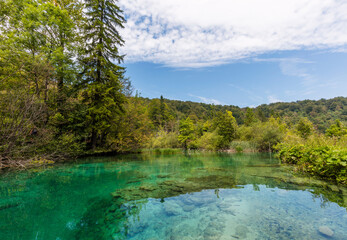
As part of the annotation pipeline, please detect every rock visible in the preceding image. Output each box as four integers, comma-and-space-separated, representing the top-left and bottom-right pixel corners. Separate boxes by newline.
182, 204, 195, 212
203, 227, 220, 240
164, 201, 182, 216
157, 174, 168, 178
218, 202, 230, 210
203, 221, 225, 240
139, 185, 155, 191
318, 226, 334, 237
166, 223, 196, 240
0, 202, 20, 211
234, 225, 249, 239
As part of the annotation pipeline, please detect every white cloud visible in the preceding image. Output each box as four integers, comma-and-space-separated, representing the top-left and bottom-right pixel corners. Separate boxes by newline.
189, 94, 224, 105
268, 95, 282, 103
255, 57, 317, 94
119, 0, 347, 68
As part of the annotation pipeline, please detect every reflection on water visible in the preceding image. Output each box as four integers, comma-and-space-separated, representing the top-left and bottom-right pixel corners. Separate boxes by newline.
0, 152, 346, 240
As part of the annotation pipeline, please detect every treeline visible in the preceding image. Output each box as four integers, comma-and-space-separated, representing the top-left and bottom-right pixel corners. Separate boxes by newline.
114, 95, 346, 151
145, 96, 346, 131
0, 0, 131, 165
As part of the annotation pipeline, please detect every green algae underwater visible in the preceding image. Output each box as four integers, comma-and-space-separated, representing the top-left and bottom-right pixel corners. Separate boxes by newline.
0, 152, 346, 240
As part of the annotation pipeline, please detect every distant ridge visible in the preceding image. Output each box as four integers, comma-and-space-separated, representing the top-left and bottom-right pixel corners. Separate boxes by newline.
137, 96, 346, 132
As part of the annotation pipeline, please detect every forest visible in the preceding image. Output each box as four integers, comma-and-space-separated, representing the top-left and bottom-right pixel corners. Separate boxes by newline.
0, 0, 346, 184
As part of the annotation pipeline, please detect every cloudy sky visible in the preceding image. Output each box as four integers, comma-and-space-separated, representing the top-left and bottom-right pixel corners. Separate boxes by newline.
118, 0, 347, 107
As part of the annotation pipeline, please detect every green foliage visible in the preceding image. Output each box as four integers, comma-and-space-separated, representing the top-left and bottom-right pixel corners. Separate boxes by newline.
235, 146, 243, 153
148, 96, 174, 129
230, 141, 257, 153
244, 107, 256, 126
178, 117, 196, 149
326, 120, 347, 138
255, 118, 286, 151
146, 130, 180, 149
108, 96, 153, 152
237, 117, 286, 151
296, 118, 314, 139
82, 71, 126, 148
45, 133, 85, 157
196, 130, 221, 151
81, 0, 127, 149
0, 0, 130, 164
148, 96, 346, 131
277, 136, 347, 184
214, 111, 237, 149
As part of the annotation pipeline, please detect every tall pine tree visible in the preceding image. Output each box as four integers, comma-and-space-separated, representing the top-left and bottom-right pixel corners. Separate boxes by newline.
81, 0, 127, 149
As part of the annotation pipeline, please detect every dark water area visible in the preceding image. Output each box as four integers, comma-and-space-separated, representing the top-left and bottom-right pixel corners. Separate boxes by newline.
0, 152, 346, 240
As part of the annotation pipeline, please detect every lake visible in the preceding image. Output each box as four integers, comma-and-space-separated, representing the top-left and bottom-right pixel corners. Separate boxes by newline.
0, 152, 346, 240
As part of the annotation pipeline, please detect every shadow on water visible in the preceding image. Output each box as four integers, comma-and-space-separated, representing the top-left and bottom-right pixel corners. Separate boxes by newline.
0, 152, 346, 239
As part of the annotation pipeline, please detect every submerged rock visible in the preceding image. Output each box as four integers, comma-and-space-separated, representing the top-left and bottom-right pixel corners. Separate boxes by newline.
203, 218, 225, 240
234, 225, 249, 239
157, 174, 169, 178
164, 201, 182, 216
0, 202, 20, 211
318, 226, 334, 237
112, 174, 237, 204
139, 185, 155, 191
182, 204, 195, 212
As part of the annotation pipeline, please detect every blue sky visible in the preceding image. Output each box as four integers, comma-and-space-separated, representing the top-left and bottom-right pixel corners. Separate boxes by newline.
118, 0, 347, 107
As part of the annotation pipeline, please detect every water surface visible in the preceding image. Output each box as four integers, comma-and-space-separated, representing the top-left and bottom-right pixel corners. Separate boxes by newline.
0, 152, 346, 240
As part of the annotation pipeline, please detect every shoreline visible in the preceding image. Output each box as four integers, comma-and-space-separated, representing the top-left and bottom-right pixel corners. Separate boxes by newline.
0, 148, 264, 171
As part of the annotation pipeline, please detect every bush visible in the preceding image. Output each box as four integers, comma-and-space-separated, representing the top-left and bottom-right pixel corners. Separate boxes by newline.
235, 146, 243, 153
230, 141, 257, 153
146, 130, 180, 149
196, 131, 221, 151
43, 133, 85, 158
237, 117, 286, 152
276, 136, 347, 184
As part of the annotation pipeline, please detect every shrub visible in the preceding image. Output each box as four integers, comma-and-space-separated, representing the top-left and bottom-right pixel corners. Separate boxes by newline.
196, 131, 221, 151
230, 141, 257, 153
146, 130, 180, 149
276, 136, 347, 184
235, 146, 243, 153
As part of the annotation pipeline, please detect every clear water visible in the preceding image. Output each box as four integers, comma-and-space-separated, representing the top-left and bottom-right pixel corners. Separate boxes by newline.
0, 152, 346, 240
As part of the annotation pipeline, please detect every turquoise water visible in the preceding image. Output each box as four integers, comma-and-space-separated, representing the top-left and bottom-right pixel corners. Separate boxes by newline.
0, 152, 346, 240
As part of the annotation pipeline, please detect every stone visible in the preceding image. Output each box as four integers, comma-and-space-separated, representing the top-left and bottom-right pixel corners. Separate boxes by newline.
203, 227, 220, 240
234, 225, 249, 239
157, 174, 169, 178
164, 201, 182, 216
318, 226, 334, 237
203, 220, 225, 240
182, 204, 195, 212
139, 185, 155, 191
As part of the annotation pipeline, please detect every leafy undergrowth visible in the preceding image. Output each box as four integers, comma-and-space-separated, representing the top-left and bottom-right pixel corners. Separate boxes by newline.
276, 136, 347, 184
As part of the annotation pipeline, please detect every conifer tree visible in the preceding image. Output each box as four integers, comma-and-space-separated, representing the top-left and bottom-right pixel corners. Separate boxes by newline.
81, 0, 127, 149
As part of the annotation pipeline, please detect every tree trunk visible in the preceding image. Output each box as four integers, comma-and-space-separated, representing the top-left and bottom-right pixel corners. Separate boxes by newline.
91, 129, 97, 150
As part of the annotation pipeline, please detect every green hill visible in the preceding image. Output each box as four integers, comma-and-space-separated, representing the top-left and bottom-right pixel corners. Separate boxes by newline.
142, 96, 346, 132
